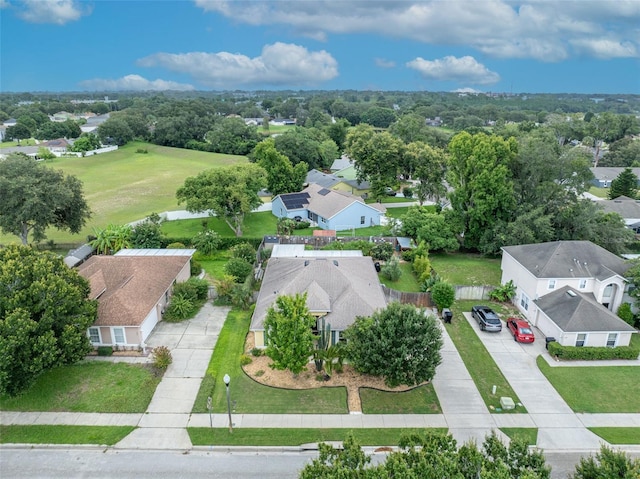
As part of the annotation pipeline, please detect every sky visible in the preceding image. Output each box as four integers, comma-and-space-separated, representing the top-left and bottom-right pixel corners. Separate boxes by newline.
1, 0, 639, 94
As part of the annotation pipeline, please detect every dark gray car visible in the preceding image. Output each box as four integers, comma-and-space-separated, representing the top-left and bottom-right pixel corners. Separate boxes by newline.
471, 305, 502, 332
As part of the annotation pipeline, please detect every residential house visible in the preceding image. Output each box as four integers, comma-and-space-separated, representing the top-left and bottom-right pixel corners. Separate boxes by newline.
272, 183, 386, 230
590, 167, 640, 188
599, 196, 640, 232
41, 138, 70, 154
329, 155, 353, 173
500, 241, 635, 347
307, 168, 371, 197
250, 245, 387, 347
77, 249, 194, 348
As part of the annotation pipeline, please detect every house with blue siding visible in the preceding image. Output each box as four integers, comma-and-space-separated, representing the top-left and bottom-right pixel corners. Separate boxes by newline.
272, 183, 386, 230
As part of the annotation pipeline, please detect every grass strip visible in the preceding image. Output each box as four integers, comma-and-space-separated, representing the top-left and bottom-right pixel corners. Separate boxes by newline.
188, 427, 447, 446
0, 362, 160, 413
0, 425, 135, 445
446, 300, 526, 413
192, 309, 349, 414
588, 428, 640, 444
360, 385, 441, 414
536, 356, 640, 413
499, 428, 538, 445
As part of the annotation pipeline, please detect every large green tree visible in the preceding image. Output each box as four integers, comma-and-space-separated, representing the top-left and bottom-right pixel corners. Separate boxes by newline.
570, 445, 640, 479
344, 302, 443, 388
0, 154, 91, 245
176, 163, 267, 236
264, 293, 316, 375
404, 141, 447, 204
609, 167, 638, 199
96, 116, 134, 145
0, 246, 97, 396
447, 132, 518, 251
253, 138, 307, 196
205, 116, 261, 155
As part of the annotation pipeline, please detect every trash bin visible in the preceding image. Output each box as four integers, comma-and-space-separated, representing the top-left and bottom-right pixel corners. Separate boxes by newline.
545, 337, 556, 350
442, 308, 453, 324
374, 262, 381, 272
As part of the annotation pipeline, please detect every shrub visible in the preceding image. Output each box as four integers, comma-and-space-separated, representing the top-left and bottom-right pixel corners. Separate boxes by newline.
371, 242, 394, 262
230, 283, 253, 309
402, 186, 413, 198
401, 249, 416, 262
152, 346, 172, 370
192, 230, 221, 255
224, 257, 253, 282
489, 280, 516, 302
231, 242, 257, 265
413, 254, 432, 283
381, 256, 402, 281
166, 242, 186, 249
254, 370, 264, 377
173, 277, 209, 302
617, 302, 635, 327
548, 341, 639, 360
294, 220, 310, 229
214, 274, 237, 303
240, 354, 253, 366
97, 346, 113, 356
251, 347, 264, 357
163, 296, 195, 322
190, 259, 202, 276
430, 281, 455, 309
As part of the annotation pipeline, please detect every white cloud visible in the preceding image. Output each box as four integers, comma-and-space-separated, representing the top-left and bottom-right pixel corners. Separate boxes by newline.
407, 55, 500, 85
17, 0, 88, 25
137, 42, 338, 88
195, 1, 640, 62
375, 58, 396, 69
570, 38, 638, 59
79, 75, 195, 92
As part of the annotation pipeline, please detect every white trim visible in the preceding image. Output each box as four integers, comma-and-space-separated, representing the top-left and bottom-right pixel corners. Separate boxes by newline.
575, 332, 587, 347
88, 327, 101, 345
112, 327, 126, 345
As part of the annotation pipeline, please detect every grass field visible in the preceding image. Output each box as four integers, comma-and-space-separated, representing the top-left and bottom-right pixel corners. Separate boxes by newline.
536, 356, 640, 413
192, 309, 349, 414
0, 141, 247, 245
161, 211, 277, 239
0, 362, 160, 413
499, 428, 538, 445
588, 428, 640, 444
0, 425, 135, 445
446, 300, 525, 413
188, 427, 447, 446
378, 261, 422, 292
360, 385, 441, 414
588, 186, 609, 198
431, 253, 502, 286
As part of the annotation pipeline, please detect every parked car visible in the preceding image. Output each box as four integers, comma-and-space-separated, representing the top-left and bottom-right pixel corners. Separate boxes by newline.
471, 305, 502, 332
506, 318, 535, 343
384, 187, 396, 196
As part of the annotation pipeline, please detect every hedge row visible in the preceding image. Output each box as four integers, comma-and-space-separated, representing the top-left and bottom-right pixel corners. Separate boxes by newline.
548, 341, 640, 360
161, 236, 262, 250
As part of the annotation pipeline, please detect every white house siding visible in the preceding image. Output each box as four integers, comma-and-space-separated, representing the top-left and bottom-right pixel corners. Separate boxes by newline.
533, 310, 563, 341
140, 307, 159, 345
593, 276, 626, 312
558, 331, 632, 348
328, 203, 382, 230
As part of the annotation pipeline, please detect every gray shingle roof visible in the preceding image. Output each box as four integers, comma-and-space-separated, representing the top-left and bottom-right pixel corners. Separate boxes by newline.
251, 256, 387, 331
502, 241, 630, 280
306, 169, 341, 189
534, 286, 636, 333
600, 196, 640, 219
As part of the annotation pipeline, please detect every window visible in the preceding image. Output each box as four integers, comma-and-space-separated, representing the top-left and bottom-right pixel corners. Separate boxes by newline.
575, 333, 587, 347
606, 333, 617, 348
520, 293, 530, 311
113, 327, 125, 345
360, 215, 365, 225
548, 279, 556, 290
602, 284, 613, 298
88, 327, 100, 344
579, 279, 587, 289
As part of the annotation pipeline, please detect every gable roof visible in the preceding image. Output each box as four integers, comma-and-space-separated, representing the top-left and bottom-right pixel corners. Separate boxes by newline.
600, 196, 640, 219
78, 255, 190, 327
276, 183, 385, 219
330, 155, 353, 171
590, 167, 640, 181
534, 286, 636, 333
251, 256, 387, 331
306, 169, 342, 189
502, 241, 630, 280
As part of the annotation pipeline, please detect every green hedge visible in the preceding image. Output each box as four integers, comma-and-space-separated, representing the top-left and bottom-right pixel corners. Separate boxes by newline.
161, 236, 263, 251
548, 342, 639, 360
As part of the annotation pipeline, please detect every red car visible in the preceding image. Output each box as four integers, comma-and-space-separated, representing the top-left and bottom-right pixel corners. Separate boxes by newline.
506, 318, 535, 343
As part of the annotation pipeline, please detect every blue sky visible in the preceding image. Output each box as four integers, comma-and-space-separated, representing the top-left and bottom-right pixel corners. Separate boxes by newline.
1, 0, 639, 94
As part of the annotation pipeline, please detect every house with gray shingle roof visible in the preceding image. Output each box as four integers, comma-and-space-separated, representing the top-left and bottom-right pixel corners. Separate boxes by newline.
501, 241, 635, 347
272, 183, 385, 230
250, 247, 387, 347
599, 196, 640, 231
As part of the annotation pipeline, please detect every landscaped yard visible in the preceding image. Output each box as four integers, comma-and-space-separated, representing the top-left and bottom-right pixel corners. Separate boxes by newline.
161, 211, 278, 240
0, 362, 161, 413
536, 357, 640, 413
193, 309, 349, 414
378, 260, 422, 292
431, 253, 502, 286
188, 427, 447, 446
360, 385, 441, 414
0, 425, 135, 445
446, 300, 526, 413
0, 141, 247, 246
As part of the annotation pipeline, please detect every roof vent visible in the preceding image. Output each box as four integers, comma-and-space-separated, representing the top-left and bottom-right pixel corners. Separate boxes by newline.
567, 290, 577, 297
333, 260, 339, 266
304, 260, 309, 267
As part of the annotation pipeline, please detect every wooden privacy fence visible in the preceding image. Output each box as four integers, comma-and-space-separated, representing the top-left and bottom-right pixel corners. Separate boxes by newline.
454, 285, 495, 301
382, 286, 433, 308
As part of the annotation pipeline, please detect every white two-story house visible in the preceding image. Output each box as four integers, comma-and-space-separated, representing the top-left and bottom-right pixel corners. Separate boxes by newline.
501, 241, 636, 347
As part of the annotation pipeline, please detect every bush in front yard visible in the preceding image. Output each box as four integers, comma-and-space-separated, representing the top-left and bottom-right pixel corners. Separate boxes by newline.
163, 296, 196, 322
173, 277, 209, 302
224, 257, 253, 283
548, 342, 639, 360
152, 346, 172, 370
97, 346, 113, 356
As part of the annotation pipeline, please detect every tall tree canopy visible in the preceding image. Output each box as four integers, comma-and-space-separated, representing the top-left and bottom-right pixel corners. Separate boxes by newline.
176, 163, 266, 236
0, 154, 91, 245
205, 116, 261, 155
609, 167, 638, 199
252, 138, 307, 196
0, 246, 97, 396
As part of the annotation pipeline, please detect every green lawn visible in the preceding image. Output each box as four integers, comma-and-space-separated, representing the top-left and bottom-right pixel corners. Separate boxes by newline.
588, 186, 609, 199
445, 300, 525, 413
378, 261, 422, 292
188, 427, 447, 446
0, 362, 160, 413
499, 428, 538, 445
193, 309, 349, 414
536, 356, 640, 413
360, 385, 441, 414
0, 139, 37, 147
589, 428, 640, 444
198, 251, 233, 281
0, 141, 247, 246
161, 211, 278, 239
0, 425, 135, 445
430, 253, 502, 286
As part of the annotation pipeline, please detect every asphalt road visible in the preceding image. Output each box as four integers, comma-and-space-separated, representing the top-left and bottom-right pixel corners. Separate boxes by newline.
3, 448, 638, 478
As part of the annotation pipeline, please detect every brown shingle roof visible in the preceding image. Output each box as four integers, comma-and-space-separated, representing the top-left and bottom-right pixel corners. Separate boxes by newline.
78, 255, 190, 327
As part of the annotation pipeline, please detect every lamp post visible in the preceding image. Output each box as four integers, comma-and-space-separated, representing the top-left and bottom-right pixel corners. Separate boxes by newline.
223, 373, 233, 433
